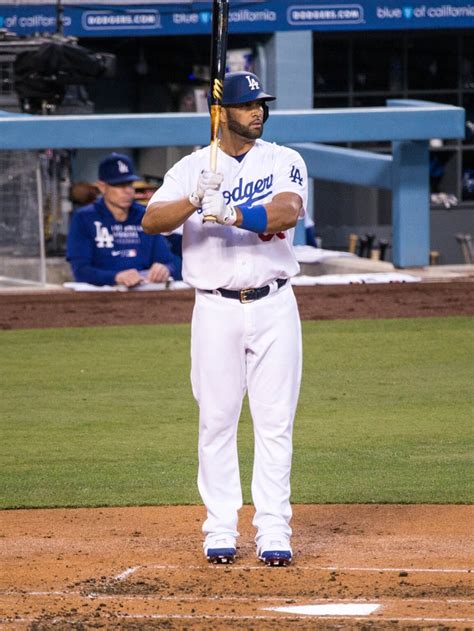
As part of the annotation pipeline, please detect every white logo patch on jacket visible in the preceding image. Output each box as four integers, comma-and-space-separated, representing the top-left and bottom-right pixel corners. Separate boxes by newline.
94, 221, 114, 248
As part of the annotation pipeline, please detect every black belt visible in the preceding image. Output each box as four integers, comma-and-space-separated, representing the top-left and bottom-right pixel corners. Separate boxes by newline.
206, 278, 287, 304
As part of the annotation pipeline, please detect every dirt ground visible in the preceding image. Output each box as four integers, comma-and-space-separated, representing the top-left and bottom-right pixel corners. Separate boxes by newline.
1, 505, 473, 630
1, 281, 473, 330
1, 281, 473, 629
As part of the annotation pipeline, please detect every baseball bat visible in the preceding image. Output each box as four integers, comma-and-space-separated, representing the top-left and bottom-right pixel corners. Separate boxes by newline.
204, 0, 229, 223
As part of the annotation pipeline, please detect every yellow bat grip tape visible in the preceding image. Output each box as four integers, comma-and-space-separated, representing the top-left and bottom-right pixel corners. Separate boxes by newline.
212, 79, 223, 100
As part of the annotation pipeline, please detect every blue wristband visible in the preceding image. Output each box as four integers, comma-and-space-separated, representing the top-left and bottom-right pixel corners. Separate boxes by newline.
239, 204, 268, 233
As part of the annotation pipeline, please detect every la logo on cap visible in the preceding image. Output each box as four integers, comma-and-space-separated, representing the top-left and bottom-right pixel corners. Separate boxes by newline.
246, 75, 260, 90
117, 160, 129, 173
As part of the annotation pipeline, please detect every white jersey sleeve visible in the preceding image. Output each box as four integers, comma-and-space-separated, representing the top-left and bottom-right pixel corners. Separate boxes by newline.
271, 145, 308, 218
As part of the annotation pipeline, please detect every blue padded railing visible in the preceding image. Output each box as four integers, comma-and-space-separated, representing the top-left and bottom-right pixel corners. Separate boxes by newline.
0, 100, 465, 267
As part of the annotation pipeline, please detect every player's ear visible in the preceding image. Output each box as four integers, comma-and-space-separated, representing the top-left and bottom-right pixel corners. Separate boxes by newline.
220, 106, 228, 125
95, 180, 107, 195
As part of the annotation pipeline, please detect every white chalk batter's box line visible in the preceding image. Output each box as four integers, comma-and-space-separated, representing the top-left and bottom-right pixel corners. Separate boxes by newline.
114, 563, 474, 580
2, 614, 474, 624
2, 591, 472, 606
1, 590, 473, 624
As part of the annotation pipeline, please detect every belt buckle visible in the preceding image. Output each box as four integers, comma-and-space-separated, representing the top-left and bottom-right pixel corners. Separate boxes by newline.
240, 288, 256, 303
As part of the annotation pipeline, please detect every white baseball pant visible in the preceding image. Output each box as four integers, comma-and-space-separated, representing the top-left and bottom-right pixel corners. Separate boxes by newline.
190, 283, 302, 547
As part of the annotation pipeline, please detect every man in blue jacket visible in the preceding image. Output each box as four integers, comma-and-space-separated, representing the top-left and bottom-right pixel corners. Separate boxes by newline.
67, 153, 181, 287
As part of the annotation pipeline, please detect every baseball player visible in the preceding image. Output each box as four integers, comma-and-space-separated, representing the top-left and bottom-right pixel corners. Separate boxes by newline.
143, 72, 308, 566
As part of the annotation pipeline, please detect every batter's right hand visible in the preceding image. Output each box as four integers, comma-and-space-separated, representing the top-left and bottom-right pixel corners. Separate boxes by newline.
189, 170, 224, 208
114, 269, 143, 288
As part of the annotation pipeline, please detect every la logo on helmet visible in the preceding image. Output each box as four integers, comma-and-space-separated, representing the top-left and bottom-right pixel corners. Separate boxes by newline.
246, 75, 260, 90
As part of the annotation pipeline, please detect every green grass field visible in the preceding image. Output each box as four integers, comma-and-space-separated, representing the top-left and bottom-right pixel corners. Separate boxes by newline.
1, 316, 472, 509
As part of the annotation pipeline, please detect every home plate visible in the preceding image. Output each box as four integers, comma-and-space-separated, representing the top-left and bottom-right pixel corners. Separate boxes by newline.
264, 603, 380, 616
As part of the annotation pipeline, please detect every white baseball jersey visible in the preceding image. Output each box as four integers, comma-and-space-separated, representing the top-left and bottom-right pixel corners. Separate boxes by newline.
148, 139, 308, 290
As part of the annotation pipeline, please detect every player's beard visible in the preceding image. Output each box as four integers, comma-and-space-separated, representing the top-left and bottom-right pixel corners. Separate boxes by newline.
226, 112, 263, 140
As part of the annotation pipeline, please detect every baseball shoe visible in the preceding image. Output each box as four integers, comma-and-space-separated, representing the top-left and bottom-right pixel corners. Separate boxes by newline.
205, 536, 236, 565
257, 537, 293, 567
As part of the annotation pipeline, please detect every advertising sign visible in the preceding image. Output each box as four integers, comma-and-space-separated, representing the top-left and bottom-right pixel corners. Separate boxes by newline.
0, 1, 472, 37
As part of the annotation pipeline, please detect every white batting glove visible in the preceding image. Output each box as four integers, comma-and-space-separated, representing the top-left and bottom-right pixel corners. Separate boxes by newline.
189, 170, 224, 208
202, 189, 237, 225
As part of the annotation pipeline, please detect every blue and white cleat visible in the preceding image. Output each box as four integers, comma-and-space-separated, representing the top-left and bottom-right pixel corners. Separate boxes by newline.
206, 547, 236, 564
205, 536, 237, 564
257, 538, 293, 567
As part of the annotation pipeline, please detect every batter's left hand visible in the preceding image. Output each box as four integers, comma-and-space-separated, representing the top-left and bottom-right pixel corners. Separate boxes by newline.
202, 189, 237, 226
146, 263, 170, 283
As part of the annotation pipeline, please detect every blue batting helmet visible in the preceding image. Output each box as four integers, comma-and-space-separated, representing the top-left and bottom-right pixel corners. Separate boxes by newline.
211, 71, 275, 123
222, 71, 275, 106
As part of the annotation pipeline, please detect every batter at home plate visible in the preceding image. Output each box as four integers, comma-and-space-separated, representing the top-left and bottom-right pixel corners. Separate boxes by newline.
143, 71, 308, 566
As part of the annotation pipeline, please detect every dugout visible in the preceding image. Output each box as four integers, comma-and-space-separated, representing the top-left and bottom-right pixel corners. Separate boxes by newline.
0, 0, 472, 285
63, 26, 473, 266
74, 27, 473, 265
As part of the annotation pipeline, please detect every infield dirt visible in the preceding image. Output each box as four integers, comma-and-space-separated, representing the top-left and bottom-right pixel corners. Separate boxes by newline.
0, 281, 473, 330
1, 505, 473, 629
1, 281, 473, 629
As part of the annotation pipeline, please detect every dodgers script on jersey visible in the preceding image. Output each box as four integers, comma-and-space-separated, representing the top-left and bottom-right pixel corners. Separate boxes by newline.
148, 139, 308, 290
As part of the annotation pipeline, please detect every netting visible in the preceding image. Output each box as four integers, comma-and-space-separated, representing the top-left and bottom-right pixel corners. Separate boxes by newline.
0, 149, 45, 284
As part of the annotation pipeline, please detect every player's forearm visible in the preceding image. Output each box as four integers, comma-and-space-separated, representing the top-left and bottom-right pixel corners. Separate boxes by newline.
70, 260, 116, 286
142, 199, 195, 234
235, 196, 301, 234
264, 201, 300, 233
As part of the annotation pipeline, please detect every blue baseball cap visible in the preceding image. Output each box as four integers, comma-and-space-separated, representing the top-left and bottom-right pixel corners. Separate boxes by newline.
222, 72, 275, 106
98, 153, 140, 185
